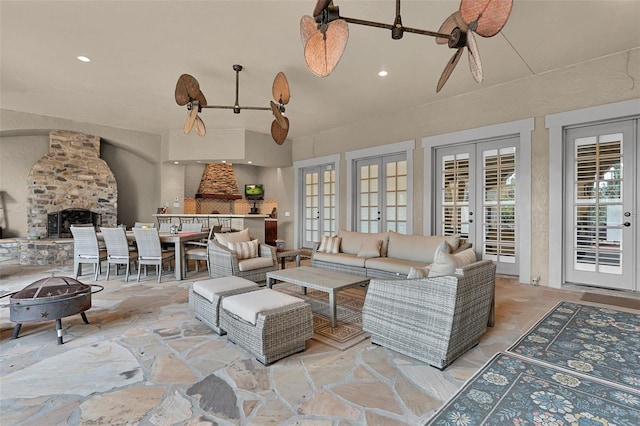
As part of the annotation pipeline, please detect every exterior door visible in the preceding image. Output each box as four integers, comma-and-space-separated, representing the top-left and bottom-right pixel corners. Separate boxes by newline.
564, 120, 637, 290
355, 154, 407, 233
436, 136, 519, 275
301, 164, 336, 248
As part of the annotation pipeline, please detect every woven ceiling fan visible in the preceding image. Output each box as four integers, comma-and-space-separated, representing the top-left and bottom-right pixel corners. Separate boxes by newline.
175, 65, 291, 145
301, 0, 512, 92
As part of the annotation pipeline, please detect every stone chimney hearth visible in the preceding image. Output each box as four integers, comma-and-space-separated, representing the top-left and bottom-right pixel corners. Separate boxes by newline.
26, 130, 118, 238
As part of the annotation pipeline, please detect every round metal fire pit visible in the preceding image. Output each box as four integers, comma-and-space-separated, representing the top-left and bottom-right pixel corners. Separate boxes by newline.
4, 275, 103, 344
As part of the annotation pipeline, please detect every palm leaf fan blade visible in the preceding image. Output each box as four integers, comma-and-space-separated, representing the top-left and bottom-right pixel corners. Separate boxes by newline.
271, 118, 289, 145
466, 31, 483, 83
437, 48, 463, 92
460, 0, 513, 38
304, 19, 348, 77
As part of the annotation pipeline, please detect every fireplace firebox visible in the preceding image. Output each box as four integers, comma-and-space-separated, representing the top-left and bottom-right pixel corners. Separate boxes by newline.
47, 209, 101, 238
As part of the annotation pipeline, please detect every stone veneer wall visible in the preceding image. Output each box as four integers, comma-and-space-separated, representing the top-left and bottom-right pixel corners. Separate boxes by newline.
26, 130, 118, 238
197, 163, 241, 196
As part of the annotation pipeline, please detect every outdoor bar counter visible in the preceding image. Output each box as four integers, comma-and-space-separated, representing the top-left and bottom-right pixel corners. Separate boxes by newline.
153, 214, 277, 245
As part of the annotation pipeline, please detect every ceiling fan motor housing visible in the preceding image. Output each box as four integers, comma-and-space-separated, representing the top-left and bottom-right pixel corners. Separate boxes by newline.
448, 27, 467, 49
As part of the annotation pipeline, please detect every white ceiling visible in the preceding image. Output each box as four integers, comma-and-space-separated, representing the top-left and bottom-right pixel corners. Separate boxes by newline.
1, 1, 639, 141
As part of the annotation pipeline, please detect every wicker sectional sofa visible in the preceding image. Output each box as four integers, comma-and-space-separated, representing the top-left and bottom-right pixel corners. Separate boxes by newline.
311, 229, 471, 279
362, 259, 496, 369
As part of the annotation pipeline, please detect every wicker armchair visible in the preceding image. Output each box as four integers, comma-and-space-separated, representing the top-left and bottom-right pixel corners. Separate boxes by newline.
207, 239, 278, 283
362, 259, 496, 370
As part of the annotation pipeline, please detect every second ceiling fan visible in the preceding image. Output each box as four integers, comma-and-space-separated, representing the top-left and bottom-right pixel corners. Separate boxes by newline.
175, 65, 291, 145
301, 0, 513, 92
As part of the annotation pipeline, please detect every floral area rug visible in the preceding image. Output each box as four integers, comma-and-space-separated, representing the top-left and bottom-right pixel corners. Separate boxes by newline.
271, 282, 370, 350
426, 352, 640, 425
507, 301, 640, 389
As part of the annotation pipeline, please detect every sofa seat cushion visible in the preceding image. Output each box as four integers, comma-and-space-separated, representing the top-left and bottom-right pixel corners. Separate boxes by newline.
222, 288, 304, 325
192, 276, 258, 303
313, 251, 367, 267
364, 257, 428, 275
238, 256, 275, 272
337, 230, 389, 256
387, 232, 460, 264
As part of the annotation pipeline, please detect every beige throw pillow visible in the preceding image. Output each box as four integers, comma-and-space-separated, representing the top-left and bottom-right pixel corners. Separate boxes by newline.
227, 239, 259, 260
357, 239, 382, 258
428, 242, 477, 277
407, 266, 429, 279
215, 228, 250, 246
318, 236, 341, 254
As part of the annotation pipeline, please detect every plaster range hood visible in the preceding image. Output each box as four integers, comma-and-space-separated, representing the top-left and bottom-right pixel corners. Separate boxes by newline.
195, 163, 242, 200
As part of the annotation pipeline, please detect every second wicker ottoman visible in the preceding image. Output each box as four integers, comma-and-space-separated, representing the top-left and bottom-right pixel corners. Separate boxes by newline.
220, 288, 313, 365
189, 276, 260, 335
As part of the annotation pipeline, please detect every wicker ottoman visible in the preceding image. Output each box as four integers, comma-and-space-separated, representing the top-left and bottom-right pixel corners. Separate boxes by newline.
220, 288, 313, 365
189, 276, 260, 335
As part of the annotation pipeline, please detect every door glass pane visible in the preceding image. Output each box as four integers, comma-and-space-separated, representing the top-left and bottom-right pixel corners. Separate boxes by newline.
482, 147, 516, 264
573, 135, 623, 274
441, 153, 470, 239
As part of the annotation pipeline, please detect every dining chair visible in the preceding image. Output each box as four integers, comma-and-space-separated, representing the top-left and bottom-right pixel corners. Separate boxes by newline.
180, 222, 203, 232
217, 217, 232, 233
185, 225, 221, 274
70, 225, 107, 281
159, 222, 173, 233
134, 222, 155, 228
132, 227, 175, 283
100, 227, 138, 282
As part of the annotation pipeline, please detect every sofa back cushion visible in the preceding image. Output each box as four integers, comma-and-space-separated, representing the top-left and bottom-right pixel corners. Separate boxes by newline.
387, 232, 460, 264
337, 230, 389, 256
215, 228, 251, 246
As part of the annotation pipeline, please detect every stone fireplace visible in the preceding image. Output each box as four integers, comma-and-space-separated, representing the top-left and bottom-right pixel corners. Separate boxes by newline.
26, 130, 117, 239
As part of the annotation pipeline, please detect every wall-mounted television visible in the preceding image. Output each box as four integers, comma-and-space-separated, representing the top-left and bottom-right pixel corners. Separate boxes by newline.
245, 184, 264, 200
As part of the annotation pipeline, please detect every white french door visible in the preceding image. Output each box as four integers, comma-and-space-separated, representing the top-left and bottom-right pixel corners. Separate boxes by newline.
435, 136, 519, 275
355, 154, 408, 233
301, 164, 336, 247
564, 119, 637, 290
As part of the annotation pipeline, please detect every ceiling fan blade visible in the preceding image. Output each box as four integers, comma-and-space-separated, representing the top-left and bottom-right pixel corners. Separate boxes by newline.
271, 118, 289, 145
436, 48, 463, 93
194, 115, 206, 137
271, 101, 288, 130
460, 0, 513, 38
183, 106, 198, 135
436, 11, 468, 45
466, 31, 483, 83
300, 15, 317, 48
313, 0, 332, 17
304, 18, 349, 77
194, 90, 207, 107
175, 74, 201, 106
272, 72, 290, 105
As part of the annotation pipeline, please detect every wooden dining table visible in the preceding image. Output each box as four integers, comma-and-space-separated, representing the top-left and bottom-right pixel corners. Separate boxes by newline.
99, 230, 209, 281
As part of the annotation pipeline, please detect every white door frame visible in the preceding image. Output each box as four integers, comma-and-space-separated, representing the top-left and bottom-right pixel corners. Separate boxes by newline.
345, 140, 415, 233
422, 118, 534, 284
293, 154, 341, 249
546, 98, 640, 289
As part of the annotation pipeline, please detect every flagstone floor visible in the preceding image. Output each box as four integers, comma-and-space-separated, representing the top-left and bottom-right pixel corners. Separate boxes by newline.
1, 260, 638, 425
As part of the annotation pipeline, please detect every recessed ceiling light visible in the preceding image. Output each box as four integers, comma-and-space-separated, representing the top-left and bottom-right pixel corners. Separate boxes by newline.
221, 160, 227, 163
174, 161, 179, 164
378, 70, 388, 77
248, 161, 252, 164
196, 160, 202, 163
77, 56, 91, 63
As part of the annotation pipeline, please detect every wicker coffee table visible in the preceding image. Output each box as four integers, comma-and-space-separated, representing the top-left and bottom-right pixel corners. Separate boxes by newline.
266, 266, 370, 327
